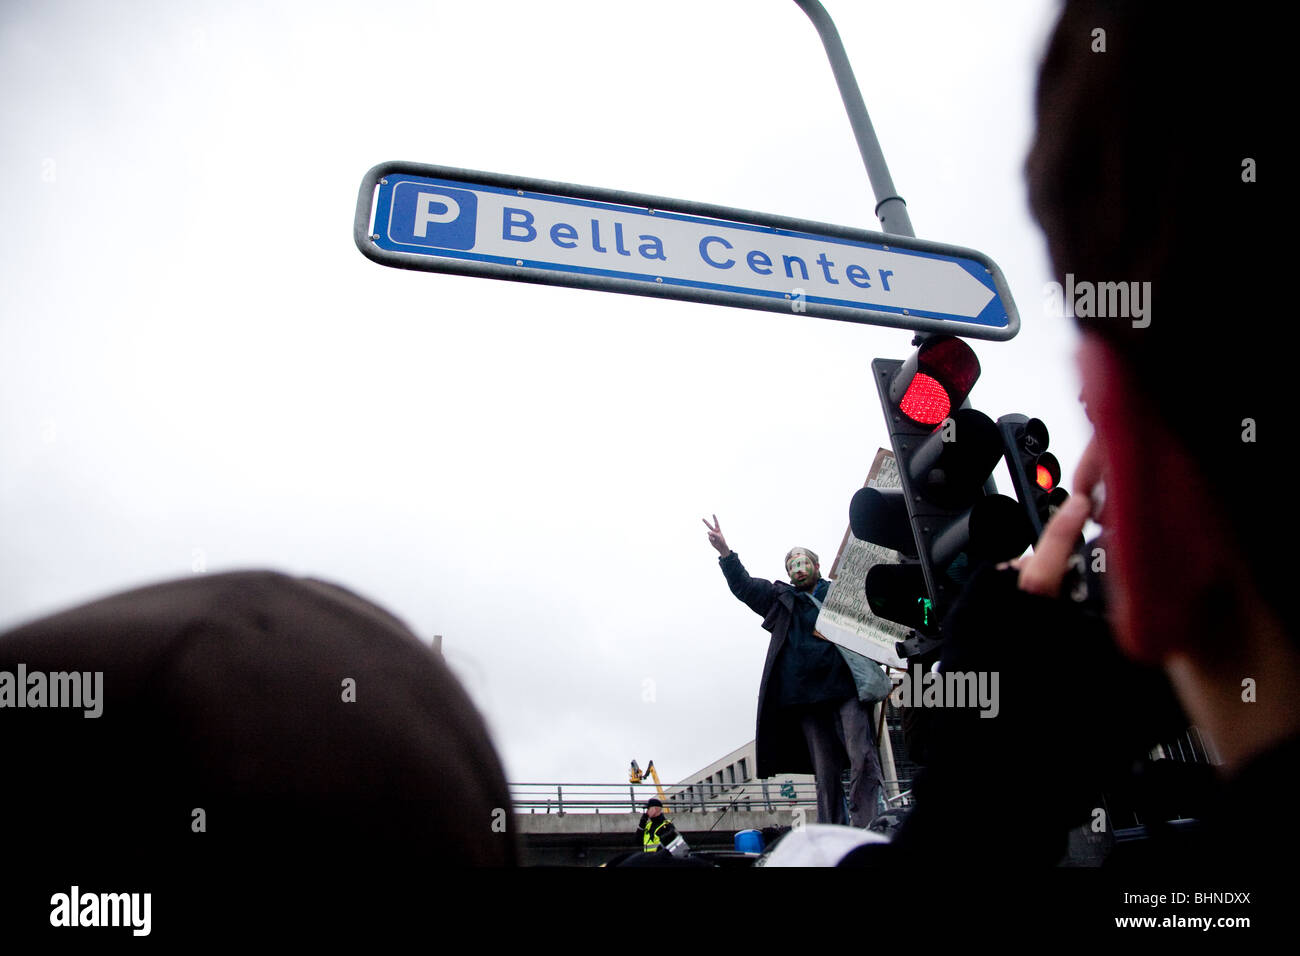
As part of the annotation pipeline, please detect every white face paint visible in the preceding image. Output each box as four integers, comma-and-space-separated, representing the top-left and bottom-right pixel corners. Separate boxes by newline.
786, 552, 818, 589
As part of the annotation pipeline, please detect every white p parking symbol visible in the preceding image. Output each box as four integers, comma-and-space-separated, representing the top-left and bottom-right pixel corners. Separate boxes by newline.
413, 192, 461, 237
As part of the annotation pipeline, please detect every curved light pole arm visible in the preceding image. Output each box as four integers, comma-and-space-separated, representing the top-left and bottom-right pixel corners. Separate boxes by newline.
793, 0, 915, 238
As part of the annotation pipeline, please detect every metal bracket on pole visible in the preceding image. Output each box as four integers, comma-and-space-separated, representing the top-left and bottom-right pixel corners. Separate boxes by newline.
896, 628, 945, 660
794, 0, 915, 239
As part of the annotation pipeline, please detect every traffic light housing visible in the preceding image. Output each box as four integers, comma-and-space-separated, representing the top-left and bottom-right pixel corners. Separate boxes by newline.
854, 336, 1034, 657
997, 414, 1070, 540
849, 487, 932, 632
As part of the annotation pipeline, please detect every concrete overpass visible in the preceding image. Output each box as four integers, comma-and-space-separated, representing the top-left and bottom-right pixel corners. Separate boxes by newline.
515, 807, 801, 866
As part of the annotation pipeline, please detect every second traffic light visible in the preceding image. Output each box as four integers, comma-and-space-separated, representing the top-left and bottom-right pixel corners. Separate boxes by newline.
997, 414, 1070, 540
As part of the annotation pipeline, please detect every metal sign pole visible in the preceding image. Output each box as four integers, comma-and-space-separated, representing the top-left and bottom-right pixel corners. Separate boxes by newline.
793, 0, 915, 239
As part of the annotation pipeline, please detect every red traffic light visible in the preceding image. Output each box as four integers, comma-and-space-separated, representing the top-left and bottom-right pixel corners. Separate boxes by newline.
889, 336, 981, 427
899, 373, 951, 425
1034, 452, 1061, 492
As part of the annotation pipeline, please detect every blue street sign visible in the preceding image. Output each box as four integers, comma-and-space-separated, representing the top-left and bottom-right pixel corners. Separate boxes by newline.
355, 162, 1019, 341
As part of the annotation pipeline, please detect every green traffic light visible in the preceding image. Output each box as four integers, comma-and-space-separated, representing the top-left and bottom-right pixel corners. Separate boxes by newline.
920, 597, 933, 626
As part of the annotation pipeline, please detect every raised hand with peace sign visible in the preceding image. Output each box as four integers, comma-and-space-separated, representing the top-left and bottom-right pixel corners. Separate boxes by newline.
702, 514, 731, 558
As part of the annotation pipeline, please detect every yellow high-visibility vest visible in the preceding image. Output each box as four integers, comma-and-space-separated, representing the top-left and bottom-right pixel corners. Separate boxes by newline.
642, 817, 668, 852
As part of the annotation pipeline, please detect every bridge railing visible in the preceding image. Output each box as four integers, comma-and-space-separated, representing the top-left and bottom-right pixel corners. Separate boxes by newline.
509, 779, 913, 815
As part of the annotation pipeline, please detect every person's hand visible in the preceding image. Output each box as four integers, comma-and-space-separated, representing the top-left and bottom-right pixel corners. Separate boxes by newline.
1000, 435, 1102, 597
702, 515, 731, 557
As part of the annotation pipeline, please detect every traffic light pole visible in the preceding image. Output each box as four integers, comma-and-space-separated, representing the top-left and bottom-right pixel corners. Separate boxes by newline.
794, 0, 915, 238
798, 3, 1026, 661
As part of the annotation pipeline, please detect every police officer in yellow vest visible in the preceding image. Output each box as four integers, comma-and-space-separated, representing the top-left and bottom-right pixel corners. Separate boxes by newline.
637, 798, 679, 853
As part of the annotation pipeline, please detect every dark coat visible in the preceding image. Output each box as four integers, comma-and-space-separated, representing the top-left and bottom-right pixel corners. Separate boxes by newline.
882, 564, 1189, 867
720, 552, 888, 779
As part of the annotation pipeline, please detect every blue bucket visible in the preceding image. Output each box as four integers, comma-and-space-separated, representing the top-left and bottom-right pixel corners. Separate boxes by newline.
734, 829, 764, 854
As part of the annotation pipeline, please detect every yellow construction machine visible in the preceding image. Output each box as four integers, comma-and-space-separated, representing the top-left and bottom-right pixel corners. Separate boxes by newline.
628, 759, 669, 805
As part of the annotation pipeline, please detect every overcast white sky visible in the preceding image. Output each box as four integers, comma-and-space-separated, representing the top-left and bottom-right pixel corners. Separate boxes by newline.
1, 0, 1075, 786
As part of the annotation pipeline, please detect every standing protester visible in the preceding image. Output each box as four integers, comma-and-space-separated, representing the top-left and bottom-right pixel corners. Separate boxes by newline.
704, 515, 890, 828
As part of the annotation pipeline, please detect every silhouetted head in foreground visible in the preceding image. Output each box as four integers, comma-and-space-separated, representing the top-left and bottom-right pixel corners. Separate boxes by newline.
1026, 1, 1291, 776
0, 570, 517, 894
